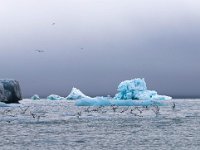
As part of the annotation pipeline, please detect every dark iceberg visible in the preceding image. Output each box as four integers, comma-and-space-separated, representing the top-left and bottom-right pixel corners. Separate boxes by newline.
0, 79, 22, 103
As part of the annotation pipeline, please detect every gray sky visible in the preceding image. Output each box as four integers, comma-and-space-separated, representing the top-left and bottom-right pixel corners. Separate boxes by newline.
0, 0, 200, 98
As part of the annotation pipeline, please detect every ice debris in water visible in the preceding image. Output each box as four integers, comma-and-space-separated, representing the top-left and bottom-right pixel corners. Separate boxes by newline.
66, 87, 90, 100
75, 97, 165, 106
114, 78, 172, 100
31, 94, 40, 100
0, 102, 9, 107
47, 94, 65, 100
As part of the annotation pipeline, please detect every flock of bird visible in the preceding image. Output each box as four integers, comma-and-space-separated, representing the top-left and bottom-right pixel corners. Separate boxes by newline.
76, 103, 176, 118
0, 102, 176, 122
0, 106, 46, 123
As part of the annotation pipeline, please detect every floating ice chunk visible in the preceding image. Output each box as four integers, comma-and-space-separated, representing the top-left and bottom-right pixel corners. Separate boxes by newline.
47, 94, 65, 100
151, 95, 172, 100
76, 97, 111, 106
115, 78, 172, 100
75, 97, 165, 106
0, 102, 9, 107
31, 94, 40, 100
66, 87, 90, 100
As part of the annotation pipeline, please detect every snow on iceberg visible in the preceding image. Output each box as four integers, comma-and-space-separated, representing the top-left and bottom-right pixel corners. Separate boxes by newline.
114, 78, 172, 100
66, 87, 90, 100
47, 94, 65, 100
31, 94, 40, 100
75, 97, 165, 107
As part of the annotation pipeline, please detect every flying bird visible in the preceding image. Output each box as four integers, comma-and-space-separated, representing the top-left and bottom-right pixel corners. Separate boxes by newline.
52, 22, 55, 26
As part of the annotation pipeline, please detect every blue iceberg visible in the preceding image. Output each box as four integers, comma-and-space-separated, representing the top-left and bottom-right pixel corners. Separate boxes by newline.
31, 94, 40, 100
47, 94, 65, 100
115, 78, 172, 100
75, 78, 171, 107
66, 87, 90, 100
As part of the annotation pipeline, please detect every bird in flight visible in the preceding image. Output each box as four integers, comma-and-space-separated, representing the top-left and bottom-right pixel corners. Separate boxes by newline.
35, 50, 45, 53
52, 22, 55, 26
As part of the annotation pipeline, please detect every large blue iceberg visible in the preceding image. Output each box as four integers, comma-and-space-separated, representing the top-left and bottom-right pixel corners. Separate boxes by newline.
76, 78, 171, 106
114, 78, 172, 100
66, 87, 90, 100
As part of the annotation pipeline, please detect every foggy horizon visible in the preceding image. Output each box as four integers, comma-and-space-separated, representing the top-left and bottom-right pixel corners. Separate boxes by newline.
1, 0, 200, 98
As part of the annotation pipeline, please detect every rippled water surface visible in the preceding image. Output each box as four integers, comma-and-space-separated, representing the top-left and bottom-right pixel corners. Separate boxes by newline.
0, 99, 200, 150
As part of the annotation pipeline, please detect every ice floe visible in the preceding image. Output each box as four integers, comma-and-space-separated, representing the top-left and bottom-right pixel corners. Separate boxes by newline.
0, 102, 9, 107
47, 94, 65, 100
75, 97, 165, 106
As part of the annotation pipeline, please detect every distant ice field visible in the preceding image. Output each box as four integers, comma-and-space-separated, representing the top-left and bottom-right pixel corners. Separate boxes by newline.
0, 99, 200, 150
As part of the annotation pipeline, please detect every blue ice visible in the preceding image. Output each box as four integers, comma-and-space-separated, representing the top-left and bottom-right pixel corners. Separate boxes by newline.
115, 78, 172, 100
75, 97, 165, 107
31, 94, 40, 100
47, 94, 65, 100
0, 102, 9, 107
75, 78, 171, 106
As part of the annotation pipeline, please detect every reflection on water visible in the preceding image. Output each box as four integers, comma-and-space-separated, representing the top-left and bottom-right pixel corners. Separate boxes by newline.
0, 99, 200, 150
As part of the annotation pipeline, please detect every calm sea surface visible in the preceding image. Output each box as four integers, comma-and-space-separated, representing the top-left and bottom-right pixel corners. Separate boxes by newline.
0, 99, 200, 150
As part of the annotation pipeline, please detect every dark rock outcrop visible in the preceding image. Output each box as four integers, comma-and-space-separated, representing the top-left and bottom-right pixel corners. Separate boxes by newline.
0, 79, 22, 103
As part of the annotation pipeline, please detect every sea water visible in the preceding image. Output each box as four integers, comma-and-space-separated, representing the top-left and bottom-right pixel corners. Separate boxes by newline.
0, 99, 200, 150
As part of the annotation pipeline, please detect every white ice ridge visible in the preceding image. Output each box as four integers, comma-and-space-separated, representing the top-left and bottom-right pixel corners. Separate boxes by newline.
66, 87, 90, 100
76, 78, 171, 106
114, 78, 172, 100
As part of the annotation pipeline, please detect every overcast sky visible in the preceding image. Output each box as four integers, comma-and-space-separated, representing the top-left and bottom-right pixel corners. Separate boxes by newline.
0, 0, 200, 98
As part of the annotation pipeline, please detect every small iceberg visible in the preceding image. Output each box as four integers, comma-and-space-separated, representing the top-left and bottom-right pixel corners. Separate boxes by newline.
31, 94, 40, 100
66, 87, 90, 100
115, 78, 172, 100
47, 94, 65, 100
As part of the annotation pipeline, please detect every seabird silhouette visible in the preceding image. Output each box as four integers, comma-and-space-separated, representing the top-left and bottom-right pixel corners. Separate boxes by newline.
172, 102, 176, 110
